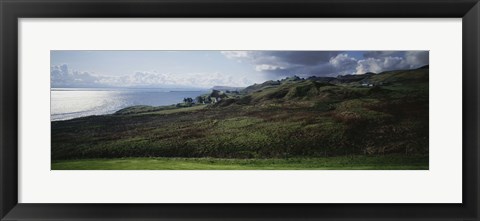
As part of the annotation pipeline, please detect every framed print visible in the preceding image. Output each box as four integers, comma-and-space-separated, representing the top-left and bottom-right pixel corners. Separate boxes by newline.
49, 49, 430, 171
1, 0, 479, 220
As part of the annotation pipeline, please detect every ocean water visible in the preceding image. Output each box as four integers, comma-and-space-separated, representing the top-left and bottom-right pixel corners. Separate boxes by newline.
51, 88, 208, 121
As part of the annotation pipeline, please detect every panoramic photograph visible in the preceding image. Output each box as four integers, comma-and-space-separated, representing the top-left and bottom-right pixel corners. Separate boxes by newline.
51, 50, 429, 170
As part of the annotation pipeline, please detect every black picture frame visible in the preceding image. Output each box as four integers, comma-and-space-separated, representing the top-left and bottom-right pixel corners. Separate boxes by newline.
1, 0, 479, 220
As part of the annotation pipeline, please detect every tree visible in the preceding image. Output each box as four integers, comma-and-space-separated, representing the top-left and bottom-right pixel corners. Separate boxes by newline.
195, 96, 205, 104
183, 97, 193, 103
205, 96, 212, 103
210, 89, 221, 97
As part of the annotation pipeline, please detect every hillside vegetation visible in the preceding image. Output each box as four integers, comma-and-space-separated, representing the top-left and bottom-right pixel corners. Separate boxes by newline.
51, 67, 429, 168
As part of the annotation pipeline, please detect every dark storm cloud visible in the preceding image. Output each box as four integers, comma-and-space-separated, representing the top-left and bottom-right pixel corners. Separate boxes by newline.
256, 51, 342, 65
363, 51, 404, 59
222, 51, 429, 77
221, 51, 345, 77
406, 51, 429, 67
259, 63, 336, 77
265, 53, 357, 77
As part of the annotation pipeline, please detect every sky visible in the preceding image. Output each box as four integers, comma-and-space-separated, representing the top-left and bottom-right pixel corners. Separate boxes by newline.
51, 50, 428, 89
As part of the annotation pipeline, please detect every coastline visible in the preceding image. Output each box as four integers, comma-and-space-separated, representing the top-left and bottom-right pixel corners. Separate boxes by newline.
51, 68, 429, 170
50, 89, 209, 121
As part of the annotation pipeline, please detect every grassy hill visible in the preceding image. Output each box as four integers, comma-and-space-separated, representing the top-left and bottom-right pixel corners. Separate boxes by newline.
51, 67, 429, 169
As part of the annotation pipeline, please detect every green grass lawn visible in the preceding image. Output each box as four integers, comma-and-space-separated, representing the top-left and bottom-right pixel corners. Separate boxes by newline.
51, 155, 428, 170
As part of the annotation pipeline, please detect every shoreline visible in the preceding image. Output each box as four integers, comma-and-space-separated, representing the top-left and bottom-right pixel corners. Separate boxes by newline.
51, 89, 210, 121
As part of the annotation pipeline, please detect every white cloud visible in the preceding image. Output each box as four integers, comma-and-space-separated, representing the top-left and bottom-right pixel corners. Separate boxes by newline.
51, 64, 100, 87
115, 71, 253, 88
330, 54, 355, 67
328, 54, 358, 75
355, 53, 427, 75
51, 64, 254, 88
255, 64, 285, 72
355, 58, 384, 74
355, 57, 409, 74
220, 51, 251, 60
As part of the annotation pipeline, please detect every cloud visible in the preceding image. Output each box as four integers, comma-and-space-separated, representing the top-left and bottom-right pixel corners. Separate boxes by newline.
221, 51, 345, 77
355, 52, 429, 74
221, 51, 341, 67
257, 51, 342, 66
363, 51, 403, 59
51, 64, 254, 88
221, 51, 428, 77
108, 71, 253, 88
52, 51, 429, 88
405, 51, 429, 67
255, 64, 286, 72
51, 64, 101, 87
221, 51, 251, 60
355, 56, 409, 74
329, 54, 358, 75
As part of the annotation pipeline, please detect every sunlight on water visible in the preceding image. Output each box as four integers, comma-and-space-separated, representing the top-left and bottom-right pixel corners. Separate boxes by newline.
51, 88, 207, 121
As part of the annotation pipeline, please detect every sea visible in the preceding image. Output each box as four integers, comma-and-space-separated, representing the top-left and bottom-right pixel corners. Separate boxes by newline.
51, 88, 208, 121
